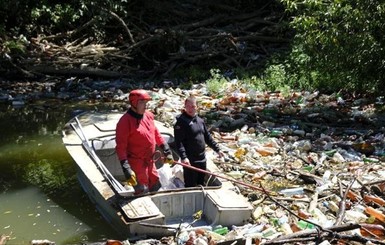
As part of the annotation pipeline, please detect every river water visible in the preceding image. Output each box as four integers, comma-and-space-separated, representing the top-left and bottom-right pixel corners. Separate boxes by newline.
0, 102, 123, 244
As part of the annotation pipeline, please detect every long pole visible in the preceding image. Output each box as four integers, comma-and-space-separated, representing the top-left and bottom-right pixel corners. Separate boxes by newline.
71, 117, 133, 197
174, 161, 271, 194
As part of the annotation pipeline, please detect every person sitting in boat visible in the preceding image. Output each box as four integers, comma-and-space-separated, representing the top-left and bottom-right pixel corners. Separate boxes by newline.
174, 95, 224, 187
115, 89, 174, 194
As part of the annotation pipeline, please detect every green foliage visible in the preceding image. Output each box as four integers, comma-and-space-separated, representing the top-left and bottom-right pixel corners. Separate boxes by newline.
203, 67, 295, 95
230, 63, 296, 94
279, 0, 385, 93
3, 39, 26, 54
2, 0, 383, 95
262, 64, 287, 91
205, 69, 229, 95
31, 4, 82, 32
23, 159, 67, 194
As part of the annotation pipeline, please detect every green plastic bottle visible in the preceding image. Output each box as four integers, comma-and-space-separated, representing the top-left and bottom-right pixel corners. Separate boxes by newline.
270, 130, 283, 137
213, 226, 229, 235
297, 220, 314, 230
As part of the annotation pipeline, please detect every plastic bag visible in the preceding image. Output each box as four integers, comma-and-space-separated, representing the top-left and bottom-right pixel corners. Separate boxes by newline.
158, 164, 177, 190
158, 163, 186, 190
172, 163, 184, 182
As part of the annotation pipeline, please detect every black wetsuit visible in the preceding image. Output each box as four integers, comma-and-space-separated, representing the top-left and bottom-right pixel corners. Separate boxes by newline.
174, 111, 220, 187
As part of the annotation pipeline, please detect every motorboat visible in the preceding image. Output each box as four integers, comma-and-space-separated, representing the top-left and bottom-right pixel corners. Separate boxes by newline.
62, 111, 253, 239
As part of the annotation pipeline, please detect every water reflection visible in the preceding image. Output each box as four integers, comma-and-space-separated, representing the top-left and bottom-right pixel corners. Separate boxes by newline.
0, 103, 122, 244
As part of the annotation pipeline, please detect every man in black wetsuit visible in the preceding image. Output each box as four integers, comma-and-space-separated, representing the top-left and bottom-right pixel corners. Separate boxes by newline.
174, 95, 224, 187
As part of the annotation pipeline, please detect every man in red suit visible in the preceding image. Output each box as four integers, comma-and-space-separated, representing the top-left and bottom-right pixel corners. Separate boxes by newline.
115, 89, 173, 193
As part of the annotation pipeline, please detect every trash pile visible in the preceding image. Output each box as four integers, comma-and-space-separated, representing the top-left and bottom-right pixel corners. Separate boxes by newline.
135, 83, 385, 244
4, 80, 385, 245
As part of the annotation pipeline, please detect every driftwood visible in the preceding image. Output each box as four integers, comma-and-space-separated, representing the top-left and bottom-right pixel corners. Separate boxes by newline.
29, 65, 126, 78
1, 1, 289, 80
267, 223, 385, 244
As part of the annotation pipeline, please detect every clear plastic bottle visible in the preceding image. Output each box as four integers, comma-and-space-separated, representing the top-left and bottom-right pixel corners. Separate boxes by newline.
278, 216, 293, 235
279, 187, 304, 196
345, 210, 368, 223
323, 201, 339, 213
242, 223, 265, 237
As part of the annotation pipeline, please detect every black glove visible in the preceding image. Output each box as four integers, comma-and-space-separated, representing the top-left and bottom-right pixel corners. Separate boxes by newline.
161, 143, 174, 164
120, 160, 137, 186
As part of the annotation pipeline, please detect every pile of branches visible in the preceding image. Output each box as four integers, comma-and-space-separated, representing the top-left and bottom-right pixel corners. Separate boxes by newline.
1, 0, 291, 81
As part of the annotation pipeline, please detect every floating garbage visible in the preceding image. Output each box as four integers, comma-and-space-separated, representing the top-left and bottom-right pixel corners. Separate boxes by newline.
6, 83, 385, 245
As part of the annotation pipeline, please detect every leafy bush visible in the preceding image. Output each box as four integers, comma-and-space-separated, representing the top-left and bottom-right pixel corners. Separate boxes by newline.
2, 39, 27, 54
205, 69, 229, 95
31, 4, 82, 33
280, 0, 385, 93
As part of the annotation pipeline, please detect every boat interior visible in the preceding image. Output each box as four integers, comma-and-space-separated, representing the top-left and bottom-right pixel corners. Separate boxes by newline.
89, 134, 252, 231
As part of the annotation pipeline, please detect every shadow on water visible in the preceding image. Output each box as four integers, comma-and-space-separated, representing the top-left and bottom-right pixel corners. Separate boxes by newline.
0, 101, 124, 244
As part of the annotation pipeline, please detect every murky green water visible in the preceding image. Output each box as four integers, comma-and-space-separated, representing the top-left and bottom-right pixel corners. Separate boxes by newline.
0, 102, 123, 244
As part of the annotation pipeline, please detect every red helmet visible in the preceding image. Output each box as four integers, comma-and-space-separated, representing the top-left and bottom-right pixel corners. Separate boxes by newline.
129, 89, 152, 107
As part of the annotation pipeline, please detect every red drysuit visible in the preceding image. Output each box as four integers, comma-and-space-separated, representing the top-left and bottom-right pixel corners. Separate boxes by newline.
115, 110, 165, 189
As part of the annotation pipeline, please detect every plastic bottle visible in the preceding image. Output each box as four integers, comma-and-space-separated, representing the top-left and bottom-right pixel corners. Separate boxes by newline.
206, 231, 225, 242
255, 146, 278, 156
270, 129, 283, 137
347, 190, 360, 202
279, 187, 304, 196
363, 195, 385, 206
213, 226, 229, 235
242, 223, 265, 237
323, 201, 339, 213
315, 183, 330, 194
297, 220, 314, 230
311, 207, 333, 228
293, 129, 305, 137
339, 149, 361, 162
262, 227, 278, 238
365, 206, 385, 222
293, 140, 312, 152
345, 210, 368, 223
322, 170, 331, 182
278, 216, 292, 235
280, 222, 293, 235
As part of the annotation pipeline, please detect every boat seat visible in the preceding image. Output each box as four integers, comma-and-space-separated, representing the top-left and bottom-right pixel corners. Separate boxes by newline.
119, 196, 162, 221
204, 189, 252, 226
207, 189, 251, 209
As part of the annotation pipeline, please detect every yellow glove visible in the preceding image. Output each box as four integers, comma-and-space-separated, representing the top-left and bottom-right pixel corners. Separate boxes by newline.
121, 160, 137, 186
126, 172, 137, 186
161, 143, 174, 164
164, 153, 174, 164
